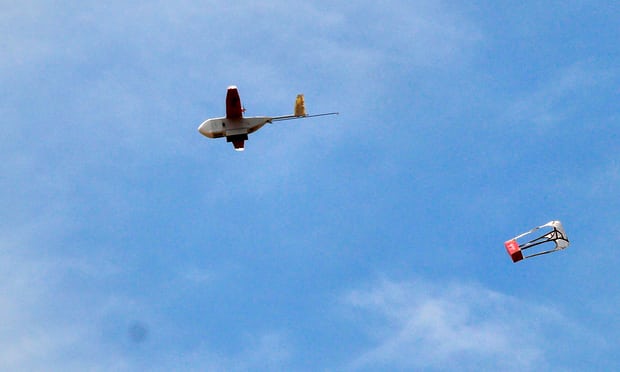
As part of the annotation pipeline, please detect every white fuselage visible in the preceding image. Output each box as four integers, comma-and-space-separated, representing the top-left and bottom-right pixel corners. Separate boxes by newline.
197, 116, 272, 139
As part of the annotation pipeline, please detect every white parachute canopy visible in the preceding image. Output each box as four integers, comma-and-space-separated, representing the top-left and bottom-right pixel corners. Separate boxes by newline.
504, 220, 570, 263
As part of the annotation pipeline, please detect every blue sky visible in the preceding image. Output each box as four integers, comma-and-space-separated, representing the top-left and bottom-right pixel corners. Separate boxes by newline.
2, 1, 619, 370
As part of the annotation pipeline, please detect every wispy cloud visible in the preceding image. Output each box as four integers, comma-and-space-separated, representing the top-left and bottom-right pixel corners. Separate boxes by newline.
206, 332, 292, 372
335, 2, 481, 67
342, 278, 592, 371
2, 0, 483, 191
503, 62, 615, 128
0, 226, 291, 371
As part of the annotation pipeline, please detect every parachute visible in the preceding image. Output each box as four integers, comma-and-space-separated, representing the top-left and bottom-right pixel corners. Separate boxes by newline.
504, 220, 569, 263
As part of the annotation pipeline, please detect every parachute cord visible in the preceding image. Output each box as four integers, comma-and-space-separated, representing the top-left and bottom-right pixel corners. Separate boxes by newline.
520, 238, 551, 251
520, 228, 570, 259
525, 249, 560, 259
520, 227, 566, 251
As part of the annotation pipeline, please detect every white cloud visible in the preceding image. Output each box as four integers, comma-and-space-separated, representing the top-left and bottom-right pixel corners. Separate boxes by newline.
0, 5, 54, 71
342, 278, 587, 371
2, 0, 482, 191
0, 235, 104, 369
586, 160, 620, 199
0, 226, 292, 371
212, 332, 292, 372
503, 62, 614, 128
336, 2, 481, 67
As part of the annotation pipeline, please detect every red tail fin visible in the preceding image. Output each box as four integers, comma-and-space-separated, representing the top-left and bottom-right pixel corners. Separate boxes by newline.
226, 86, 243, 119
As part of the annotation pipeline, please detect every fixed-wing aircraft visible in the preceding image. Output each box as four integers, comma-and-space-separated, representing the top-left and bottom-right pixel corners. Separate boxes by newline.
198, 86, 338, 151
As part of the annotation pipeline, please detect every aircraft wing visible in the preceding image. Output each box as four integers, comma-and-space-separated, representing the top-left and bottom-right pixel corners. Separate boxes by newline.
226, 86, 244, 119
270, 112, 339, 122
270, 94, 338, 122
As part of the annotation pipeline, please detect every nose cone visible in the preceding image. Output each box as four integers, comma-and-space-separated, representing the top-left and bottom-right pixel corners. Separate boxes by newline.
198, 120, 208, 136
198, 119, 220, 138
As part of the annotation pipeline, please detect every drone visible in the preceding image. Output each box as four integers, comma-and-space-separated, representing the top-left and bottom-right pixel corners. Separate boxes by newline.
198, 86, 338, 151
